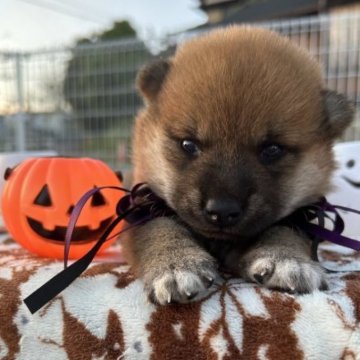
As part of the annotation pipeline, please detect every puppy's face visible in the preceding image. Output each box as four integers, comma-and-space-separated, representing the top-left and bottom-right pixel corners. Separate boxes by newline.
133, 27, 354, 240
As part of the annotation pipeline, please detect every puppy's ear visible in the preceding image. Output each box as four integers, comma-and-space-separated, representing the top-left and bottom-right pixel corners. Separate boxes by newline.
136, 59, 171, 102
322, 90, 355, 138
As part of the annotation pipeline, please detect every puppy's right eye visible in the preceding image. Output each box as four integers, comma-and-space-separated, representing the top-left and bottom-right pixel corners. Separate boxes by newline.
181, 139, 200, 156
258, 142, 285, 165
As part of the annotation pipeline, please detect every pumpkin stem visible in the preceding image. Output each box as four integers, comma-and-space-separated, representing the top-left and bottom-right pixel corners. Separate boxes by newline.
4, 167, 13, 180
115, 170, 123, 182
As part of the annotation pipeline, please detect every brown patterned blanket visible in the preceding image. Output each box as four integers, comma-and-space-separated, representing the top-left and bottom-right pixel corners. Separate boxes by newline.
1, 233, 360, 360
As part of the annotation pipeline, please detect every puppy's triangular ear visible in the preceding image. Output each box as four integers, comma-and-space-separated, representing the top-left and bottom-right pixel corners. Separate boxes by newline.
322, 90, 355, 138
136, 59, 171, 102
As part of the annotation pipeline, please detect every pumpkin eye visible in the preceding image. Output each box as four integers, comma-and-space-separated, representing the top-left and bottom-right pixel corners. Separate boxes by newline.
91, 191, 106, 207
67, 205, 75, 216
34, 185, 52, 206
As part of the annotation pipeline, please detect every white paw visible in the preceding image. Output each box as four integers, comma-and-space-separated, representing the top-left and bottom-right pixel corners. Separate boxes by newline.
247, 257, 328, 293
147, 265, 217, 305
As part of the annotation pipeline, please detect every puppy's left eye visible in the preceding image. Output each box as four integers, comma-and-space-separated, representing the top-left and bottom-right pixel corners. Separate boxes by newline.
259, 143, 285, 164
181, 139, 200, 156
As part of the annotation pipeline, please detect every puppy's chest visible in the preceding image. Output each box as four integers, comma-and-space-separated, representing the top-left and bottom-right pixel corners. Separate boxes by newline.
195, 234, 253, 263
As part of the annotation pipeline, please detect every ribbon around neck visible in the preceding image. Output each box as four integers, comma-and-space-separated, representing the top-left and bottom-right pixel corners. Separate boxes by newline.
23, 184, 360, 314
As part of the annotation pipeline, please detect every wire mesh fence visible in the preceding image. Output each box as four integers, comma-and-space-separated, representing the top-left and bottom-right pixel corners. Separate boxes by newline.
0, 11, 359, 169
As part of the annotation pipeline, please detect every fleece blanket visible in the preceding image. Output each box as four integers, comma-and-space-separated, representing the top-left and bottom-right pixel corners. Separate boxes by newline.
1, 232, 360, 360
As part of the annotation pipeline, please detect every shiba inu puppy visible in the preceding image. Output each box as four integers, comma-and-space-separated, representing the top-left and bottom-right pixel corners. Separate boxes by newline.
122, 26, 354, 304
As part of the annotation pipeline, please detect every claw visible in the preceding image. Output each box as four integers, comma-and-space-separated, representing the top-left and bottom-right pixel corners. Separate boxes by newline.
204, 276, 214, 288
148, 290, 157, 304
186, 291, 198, 300
254, 273, 266, 284
320, 280, 329, 291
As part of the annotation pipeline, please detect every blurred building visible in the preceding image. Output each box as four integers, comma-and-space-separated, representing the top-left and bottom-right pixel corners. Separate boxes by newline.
0, 4, 359, 166
198, 0, 360, 27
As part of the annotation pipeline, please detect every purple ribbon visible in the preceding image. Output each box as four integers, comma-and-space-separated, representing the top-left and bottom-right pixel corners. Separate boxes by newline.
23, 184, 360, 314
289, 197, 360, 251
63, 186, 125, 268
24, 183, 174, 314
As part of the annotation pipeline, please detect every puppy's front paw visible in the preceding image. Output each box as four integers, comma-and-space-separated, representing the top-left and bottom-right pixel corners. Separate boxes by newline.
144, 258, 218, 305
245, 257, 328, 293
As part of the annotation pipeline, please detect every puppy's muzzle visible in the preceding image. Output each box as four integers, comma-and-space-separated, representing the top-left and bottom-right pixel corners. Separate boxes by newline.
204, 197, 242, 227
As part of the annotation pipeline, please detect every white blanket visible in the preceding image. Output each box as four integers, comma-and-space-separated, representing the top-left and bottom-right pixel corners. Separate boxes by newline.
1, 234, 360, 360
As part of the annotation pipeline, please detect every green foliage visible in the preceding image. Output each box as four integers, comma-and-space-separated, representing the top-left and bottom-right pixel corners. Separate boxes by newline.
63, 21, 151, 132
99, 21, 136, 41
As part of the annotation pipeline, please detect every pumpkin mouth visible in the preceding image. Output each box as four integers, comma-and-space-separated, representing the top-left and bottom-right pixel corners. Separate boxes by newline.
26, 216, 114, 243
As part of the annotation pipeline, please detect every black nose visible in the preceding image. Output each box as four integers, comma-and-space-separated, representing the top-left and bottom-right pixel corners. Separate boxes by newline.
204, 197, 242, 227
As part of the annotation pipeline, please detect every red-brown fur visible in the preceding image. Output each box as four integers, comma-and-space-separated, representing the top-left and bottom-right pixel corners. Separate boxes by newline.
122, 26, 354, 304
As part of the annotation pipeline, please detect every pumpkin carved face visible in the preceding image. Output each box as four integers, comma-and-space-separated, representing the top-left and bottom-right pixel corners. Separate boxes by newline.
1, 157, 124, 259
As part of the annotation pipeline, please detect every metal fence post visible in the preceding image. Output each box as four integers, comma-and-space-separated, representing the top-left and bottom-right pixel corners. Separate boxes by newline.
14, 52, 26, 152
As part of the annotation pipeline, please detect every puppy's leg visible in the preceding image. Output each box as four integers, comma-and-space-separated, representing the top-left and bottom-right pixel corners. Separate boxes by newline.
122, 217, 218, 304
226, 226, 327, 293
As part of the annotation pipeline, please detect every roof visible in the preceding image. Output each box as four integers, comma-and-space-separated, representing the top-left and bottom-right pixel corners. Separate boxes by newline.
198, 0, 359, 26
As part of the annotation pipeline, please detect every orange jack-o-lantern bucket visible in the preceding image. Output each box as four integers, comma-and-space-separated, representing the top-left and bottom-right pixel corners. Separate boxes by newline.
1, 157, 124, 259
